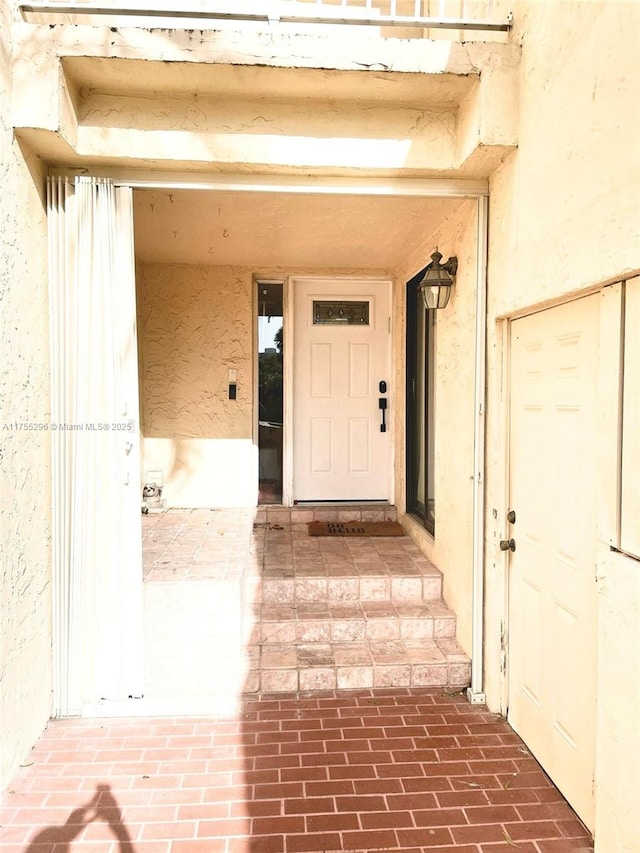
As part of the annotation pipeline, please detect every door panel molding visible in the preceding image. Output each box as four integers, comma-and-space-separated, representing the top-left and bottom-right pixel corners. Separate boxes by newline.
507, 294, 599, 830
291, 277, 392, 502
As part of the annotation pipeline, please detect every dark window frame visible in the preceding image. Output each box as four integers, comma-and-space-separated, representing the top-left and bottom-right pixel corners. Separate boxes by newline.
406, 275, 436, 536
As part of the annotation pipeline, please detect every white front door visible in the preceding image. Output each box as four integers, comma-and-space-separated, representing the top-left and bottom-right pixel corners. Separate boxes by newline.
293, 279, 391, 501
508, 295, 599, 829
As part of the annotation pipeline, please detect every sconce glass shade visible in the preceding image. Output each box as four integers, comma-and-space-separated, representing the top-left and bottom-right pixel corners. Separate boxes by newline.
417, 251, 458, 310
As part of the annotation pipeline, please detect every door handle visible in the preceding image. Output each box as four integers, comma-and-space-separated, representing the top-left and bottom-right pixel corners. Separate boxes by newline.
378, 397, 387, 432
499, 538, 516, 552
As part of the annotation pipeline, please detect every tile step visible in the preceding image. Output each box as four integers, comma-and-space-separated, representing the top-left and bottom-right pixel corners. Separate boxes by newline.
244, 638, 470, 694
255, 504, 398, 524
253, 600, 456, 645
256, 569, 443, 605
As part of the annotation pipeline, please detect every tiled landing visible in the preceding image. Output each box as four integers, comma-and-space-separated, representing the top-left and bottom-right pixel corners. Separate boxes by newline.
142, 509, 254, 582
0, 689, 594, 853
245, 517, 470, 694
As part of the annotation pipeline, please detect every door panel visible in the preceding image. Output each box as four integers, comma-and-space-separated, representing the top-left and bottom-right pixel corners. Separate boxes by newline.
293, 279, 391, 501
349, 343, 370, 397
310, 418, 332, 472
349, 419, 370, 472
508, 295, 598, 830
311, 342, 333, 397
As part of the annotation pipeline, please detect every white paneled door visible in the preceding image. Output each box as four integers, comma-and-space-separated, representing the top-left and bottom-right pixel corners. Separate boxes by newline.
508, 295, 599, 829
293, 279, 391, 501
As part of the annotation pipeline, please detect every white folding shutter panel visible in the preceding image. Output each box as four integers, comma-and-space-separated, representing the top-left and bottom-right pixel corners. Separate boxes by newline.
48, 177, 77, 716
48, 176, 143, 716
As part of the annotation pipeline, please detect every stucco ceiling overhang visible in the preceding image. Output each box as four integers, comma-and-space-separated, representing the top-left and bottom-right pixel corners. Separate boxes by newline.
132, 188, 466, 269
62, 57, 476, 107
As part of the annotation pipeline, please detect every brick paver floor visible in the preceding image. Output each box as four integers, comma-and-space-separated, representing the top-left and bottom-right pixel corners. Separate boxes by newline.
1, 689, 593, 853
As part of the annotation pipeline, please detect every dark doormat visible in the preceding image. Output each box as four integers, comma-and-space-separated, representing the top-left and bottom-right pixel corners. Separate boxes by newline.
308, 521, 406, 537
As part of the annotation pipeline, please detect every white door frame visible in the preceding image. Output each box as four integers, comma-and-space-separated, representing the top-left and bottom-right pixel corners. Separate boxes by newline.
51, 167, 490, 701
284, 276, 394, 506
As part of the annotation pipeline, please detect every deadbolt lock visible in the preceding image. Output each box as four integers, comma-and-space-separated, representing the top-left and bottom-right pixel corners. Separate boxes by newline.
499, 538, 516, 552
507, 509, 516, 524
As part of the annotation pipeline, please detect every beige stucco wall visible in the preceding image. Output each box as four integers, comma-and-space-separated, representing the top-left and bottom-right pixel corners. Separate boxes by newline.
393, 199, 478, 655
0, 0, 52, 791
137, 262, 256, 508
483, 3, 640, 851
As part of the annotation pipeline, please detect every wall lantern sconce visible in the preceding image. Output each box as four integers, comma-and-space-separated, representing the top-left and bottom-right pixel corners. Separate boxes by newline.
416, 251, 458, 310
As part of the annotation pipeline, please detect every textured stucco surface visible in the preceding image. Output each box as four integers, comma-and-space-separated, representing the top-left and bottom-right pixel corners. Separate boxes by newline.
133, 190, 462, 270
393, 199, 477, 656
0, 0, 52, 791
13, 20, 510, 77
10, 23, 518, 178
482, 3, 640, 851
77, 93, 457, 173
136, 263, 255, 508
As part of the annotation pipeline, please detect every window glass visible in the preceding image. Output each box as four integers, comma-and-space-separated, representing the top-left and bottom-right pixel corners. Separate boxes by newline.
406, 278, 436, 535
258, 282, 283, 504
